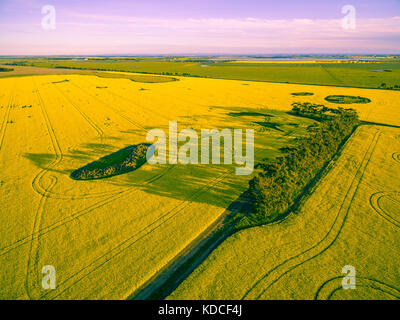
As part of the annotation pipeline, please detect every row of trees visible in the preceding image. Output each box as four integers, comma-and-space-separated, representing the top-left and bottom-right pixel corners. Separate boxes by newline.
380, 83, 400, 90
5, 61, 28, 66
0, 67, 13, 72
246, 102, 359, 225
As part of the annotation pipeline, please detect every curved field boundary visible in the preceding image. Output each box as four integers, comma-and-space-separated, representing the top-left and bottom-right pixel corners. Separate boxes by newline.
241, 130, 381, 300
93, 72, 178, 83
40, 169, 233, 300
370, 192, 400, 228
0, 80, 15, 151
315, 276, 400, 300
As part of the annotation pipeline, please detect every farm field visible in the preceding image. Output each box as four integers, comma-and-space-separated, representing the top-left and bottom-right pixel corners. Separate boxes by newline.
168, 124, 400, 300
1, 0, 399, 305
1, 70, 399, 299
0, 72, 318, 299
2, 57, 400, 89
0, 65, 176, 83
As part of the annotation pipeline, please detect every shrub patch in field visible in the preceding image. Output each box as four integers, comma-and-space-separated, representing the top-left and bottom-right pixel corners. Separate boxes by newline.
325, 95, 371, 104
291, 92, 314, 96
0, 67, 13, 72
71, 143, 150, 180
52, 79, 70, 84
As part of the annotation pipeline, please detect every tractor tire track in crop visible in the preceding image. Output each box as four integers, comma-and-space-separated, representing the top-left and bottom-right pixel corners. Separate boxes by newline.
1, 76, 177, 256
32, 79, 131, 200
24, 164, 176, 298
25, 176, 57, 299
20, 78, 169, 299
84, 77, 169, 122
25, 78, 64, 298
0, 165, 175, 257
52, 82, 104, 141
315, 276, 400, 300
369, 150, 400, 228
241, 130, 380, 300
31, 78, 64, 198
84, 75, 226, 126
370, 192, 400, 228
69, 81, 147, 131
319, 64, 343, 85
0, 81, 15, 152
40, 169, 232, 300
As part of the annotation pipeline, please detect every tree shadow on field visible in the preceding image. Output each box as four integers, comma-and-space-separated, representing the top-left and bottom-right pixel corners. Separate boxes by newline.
25, 145, 254, 209
123, 163, 252, 209
105, 106, 316, 208
24, 153, 77, 175
23, 138, 139, 176
22, 106, 316, 209
254, 121, 284, 132
210, 106, 314, 136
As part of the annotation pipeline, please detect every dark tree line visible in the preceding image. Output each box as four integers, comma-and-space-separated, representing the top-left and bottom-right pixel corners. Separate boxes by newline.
0, 67, 13, 72
380, 83, 400, 90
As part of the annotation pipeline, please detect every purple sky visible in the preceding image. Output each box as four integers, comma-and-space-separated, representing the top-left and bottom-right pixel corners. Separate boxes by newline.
0, 0, 399, 55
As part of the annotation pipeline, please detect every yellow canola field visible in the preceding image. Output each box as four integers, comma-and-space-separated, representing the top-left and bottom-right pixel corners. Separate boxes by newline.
0, 73, 399, 299
169, 125, 400, 300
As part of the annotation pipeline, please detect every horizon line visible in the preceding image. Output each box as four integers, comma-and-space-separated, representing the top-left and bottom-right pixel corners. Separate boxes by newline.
1, 53, 400, 57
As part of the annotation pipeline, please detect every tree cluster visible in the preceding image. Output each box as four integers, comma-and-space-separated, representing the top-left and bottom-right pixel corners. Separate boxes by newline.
247, 102, 359, 225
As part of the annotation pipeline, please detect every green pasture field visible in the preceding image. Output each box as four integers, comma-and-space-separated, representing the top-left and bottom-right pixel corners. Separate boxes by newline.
1, 57, 400, 89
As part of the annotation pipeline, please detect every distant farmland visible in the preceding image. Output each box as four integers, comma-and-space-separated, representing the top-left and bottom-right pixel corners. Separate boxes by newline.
2, 57, 400, 89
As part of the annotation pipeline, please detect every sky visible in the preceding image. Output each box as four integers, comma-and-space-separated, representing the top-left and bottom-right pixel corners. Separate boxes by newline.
0, 0, 399, 55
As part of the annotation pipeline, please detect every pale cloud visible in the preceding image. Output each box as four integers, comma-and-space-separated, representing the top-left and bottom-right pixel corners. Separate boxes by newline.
63, 13, 400, 38
1, 13, 399, 54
